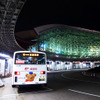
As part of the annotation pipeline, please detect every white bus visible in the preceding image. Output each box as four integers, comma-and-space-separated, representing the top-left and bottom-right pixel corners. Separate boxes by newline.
12, 51, 47, 87
47, 60, 55, 71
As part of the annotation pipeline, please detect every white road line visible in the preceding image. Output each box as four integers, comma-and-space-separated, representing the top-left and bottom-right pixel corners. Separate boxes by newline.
61, 73, 100, 84
68, 89, 100, 98
0, 94, 19, 98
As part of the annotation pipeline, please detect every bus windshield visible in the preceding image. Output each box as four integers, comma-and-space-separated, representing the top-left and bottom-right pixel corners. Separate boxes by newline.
15, 53, 45, 64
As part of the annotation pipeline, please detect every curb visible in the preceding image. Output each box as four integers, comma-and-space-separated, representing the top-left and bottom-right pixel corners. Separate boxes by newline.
47, 69, 88, 73
0, 84, 5, 88
0, 79, 5, 88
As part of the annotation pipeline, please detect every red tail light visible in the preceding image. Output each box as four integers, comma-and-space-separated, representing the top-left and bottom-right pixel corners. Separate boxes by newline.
15, 71, 20, 75
40, 71, 45, 74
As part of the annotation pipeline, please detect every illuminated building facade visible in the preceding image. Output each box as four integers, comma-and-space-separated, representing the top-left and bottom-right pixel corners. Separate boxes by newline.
25, 24, 100, 61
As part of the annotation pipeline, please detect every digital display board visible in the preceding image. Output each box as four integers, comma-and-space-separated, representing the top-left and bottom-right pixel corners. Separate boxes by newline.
22, 53, 39, 57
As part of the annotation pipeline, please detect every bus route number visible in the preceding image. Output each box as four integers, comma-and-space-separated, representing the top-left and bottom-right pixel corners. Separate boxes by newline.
25, 67, 37, 70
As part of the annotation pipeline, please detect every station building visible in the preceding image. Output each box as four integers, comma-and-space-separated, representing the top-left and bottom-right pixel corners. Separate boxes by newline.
15, 24, 100, 70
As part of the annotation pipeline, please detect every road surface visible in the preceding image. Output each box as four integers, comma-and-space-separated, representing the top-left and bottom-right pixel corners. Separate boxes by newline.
0, 70, 100, 100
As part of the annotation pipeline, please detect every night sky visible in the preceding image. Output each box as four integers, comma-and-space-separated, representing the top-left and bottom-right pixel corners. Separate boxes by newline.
15, 0, 100, 32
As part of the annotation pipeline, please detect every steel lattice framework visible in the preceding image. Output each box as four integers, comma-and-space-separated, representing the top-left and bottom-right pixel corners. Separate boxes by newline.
0, 0, 26, 57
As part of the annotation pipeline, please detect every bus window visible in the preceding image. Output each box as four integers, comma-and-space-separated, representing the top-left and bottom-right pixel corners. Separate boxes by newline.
15, 53, 45, 64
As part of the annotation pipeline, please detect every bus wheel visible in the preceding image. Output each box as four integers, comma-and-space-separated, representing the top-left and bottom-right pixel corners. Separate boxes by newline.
12, 85, 16, 88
